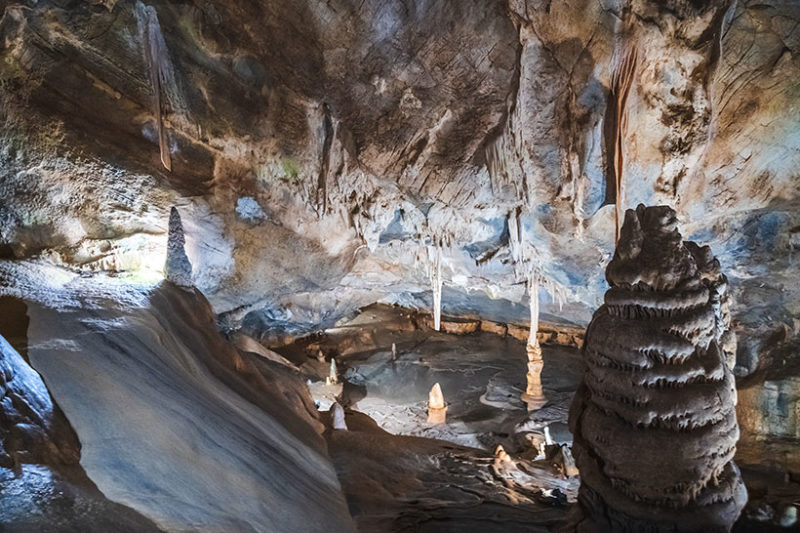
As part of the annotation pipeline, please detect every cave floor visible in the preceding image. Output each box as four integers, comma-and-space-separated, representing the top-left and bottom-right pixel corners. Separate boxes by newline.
275, 304, 583, 452
276, 305, 585, 532
277, 305, 800, 533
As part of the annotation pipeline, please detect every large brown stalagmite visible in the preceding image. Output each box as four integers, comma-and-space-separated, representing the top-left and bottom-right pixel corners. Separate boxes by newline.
568, 205, 747, 532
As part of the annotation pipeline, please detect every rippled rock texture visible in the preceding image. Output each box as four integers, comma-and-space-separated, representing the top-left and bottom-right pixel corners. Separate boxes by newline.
568, 205, 747, 532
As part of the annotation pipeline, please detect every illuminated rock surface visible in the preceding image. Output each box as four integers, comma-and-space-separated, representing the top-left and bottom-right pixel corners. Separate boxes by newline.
0, 262, 355, 533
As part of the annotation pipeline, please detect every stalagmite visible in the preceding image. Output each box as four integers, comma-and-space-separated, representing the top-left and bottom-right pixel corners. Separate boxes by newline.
560, 445, 579, 478
329, 358, 338, 385
494, 444, 512, 464
164, 207, 193, 287
568, 204, 747, 533
428, 242, 443, 331
543, 425, 553, 446
427, 382, 447, 424
522, 275, 547, 410
331, 402, 347, 431
391, 342, 397, 360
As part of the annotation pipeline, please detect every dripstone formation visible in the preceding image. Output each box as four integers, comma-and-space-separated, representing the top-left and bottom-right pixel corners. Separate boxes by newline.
568, 205, 747, 532
164, 207, 193, 288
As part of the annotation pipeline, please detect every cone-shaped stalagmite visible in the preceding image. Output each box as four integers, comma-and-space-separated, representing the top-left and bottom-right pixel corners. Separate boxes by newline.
329, 358, 338, 385
427, 382, 447, 424
568, 205, 746, 532
164, 207, 192, 287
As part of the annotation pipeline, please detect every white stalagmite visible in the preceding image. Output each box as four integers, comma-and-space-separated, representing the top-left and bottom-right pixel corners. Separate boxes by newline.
427, 241, 443, 331
329, 358, 338, 384
331, 402, 347, 430
522, 275, 547, 410
427, 382, 447, 424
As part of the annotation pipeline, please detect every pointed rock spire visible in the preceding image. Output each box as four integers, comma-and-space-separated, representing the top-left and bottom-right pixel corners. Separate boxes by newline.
329, 358, 338, 384
427, 382, 447, 424
568, 204, 746, 532
164, 207, 192, 287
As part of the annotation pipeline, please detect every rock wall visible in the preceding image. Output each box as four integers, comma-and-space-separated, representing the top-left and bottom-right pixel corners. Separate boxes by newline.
0, 1, 798, 475
0, 0, 796, 351
568, 205, 747, 532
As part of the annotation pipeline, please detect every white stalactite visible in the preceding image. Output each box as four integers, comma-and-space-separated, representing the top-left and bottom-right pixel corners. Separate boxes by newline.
528, 274, 540, 352
427, 241, 443, 331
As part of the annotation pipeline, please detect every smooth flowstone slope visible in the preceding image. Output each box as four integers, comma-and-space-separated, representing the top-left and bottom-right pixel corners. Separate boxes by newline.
16, 272, 355, 532
568, 205, 747, 532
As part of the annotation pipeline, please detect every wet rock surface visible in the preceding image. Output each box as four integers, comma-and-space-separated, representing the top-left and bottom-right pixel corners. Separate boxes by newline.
1, 464, 164, 533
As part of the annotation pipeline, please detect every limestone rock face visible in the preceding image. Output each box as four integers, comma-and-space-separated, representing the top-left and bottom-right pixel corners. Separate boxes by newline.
0, 0, 795, 350
568, 205, 747, 532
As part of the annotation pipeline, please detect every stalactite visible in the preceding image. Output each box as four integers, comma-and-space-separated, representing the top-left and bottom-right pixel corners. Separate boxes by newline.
427, 240, 443, 331
603, 10, 639, 244
137, 3, 173, 172
316, 103, 333, 217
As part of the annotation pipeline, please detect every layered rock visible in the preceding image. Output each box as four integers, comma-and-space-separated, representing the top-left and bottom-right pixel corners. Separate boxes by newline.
0, 0, 795, 351
568, 205, 747, 532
